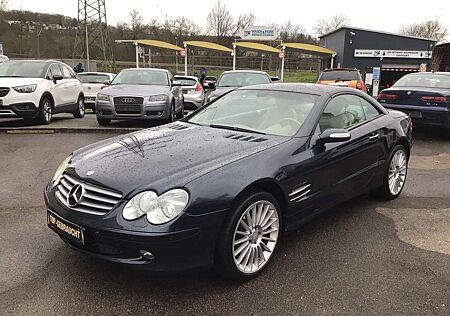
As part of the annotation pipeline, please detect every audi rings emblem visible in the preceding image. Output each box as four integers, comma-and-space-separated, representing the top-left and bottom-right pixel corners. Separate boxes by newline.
121, 98, 135, 104
67, 184, 85, 207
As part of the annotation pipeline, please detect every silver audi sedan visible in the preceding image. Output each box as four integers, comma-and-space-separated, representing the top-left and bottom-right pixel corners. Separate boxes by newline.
95, 68, 184, 126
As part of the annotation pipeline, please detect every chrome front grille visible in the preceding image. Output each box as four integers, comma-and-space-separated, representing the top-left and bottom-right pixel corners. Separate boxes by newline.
55, 173, 122, 216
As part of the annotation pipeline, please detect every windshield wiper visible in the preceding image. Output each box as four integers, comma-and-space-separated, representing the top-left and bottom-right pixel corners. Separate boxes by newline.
217, 85, 237, 88
0, 75, 24, 77
209, 124, 266, 135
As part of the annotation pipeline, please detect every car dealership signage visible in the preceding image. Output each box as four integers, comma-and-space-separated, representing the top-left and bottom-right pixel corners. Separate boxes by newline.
239, 26, 279, 41
354, 49, 432, 59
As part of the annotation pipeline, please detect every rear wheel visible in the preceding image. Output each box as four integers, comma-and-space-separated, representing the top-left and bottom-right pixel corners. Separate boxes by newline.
215, 192, 281, 281
374, 144, 408, 200
97, 117, 111, 126
73, 96, 85, 118
37, 97, 53, 125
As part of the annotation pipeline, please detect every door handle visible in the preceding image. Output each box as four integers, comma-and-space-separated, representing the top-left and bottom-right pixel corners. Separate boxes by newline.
369, 133, 379, 141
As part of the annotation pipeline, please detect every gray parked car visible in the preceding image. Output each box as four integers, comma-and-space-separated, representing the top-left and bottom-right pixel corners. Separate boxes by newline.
174, 75, 206, 110
207, 70, 272, 102
95, 68, 183, 126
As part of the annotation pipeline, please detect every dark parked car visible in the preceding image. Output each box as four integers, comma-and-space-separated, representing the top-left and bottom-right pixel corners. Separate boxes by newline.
45, 84, 412, 281
95, 68, 184, 126
207, 70, 271, 102
378, 72, 450, 135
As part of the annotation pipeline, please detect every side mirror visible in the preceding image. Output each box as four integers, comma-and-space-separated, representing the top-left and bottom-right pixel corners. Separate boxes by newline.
270, 76, 280, 82
103, 80, 111, 85
317, 129, 351, 147
172, 80, 181, 87
207, 82, 216, 89
52, 74, 63, 83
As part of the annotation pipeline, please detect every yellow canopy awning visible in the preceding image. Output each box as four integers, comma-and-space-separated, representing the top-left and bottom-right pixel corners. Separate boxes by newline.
282, 43, 336, 56
134, 39, 183, 51
235, 42, 280, 54
184, 41, 232, 53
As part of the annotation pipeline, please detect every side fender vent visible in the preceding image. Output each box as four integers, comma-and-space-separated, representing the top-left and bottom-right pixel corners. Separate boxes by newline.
289, 183, 311, 203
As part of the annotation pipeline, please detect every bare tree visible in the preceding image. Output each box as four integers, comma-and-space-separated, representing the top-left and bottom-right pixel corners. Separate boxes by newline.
400, 19, 447, 41
206, 0, 234, 37
0, 0, 8, 11
232, 13, 256, 36
129, 9, 144, 39
314, 14, 349, 36
167, 17, 201, 37
269, 20, 305, 41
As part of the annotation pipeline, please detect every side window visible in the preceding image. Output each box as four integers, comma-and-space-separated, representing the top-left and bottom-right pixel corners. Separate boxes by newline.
61, 65, 72, 79
46, 67, 53, 80
359, 97, 381, 120
319, 94, 366, 131
49, 64, 63, 78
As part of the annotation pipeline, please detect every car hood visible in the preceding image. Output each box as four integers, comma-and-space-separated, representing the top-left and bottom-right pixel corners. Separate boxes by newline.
101, 84, 170, 97
69, 122, 288, 196
0, 77, 43, 87
209, 87, 236, 99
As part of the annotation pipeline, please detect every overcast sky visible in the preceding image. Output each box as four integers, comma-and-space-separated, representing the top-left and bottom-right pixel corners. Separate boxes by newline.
10, 0, 450, 39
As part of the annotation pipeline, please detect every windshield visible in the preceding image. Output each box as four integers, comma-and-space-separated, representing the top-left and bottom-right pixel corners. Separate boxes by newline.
393, 74, 450, 89
319, 71, 359, 81
217, 72, 270, 87
79, 74, 110, 84
0, 60, 46, 78
111, 70, 169, 86
174, 77, 197, 86
188, 90, 317, 137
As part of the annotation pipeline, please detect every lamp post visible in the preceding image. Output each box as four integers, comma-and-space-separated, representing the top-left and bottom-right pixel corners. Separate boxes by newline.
260, 53, 265, 71
85, 23, 90, 71
175, 36, 178, 73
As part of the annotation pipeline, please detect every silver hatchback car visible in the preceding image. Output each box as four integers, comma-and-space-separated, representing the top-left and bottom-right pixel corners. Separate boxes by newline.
174, 75, 206, 110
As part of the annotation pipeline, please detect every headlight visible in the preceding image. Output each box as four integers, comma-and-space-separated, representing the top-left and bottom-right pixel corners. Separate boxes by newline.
148, 94, 167, 102
97, 93, 110, 102
51, 155, 72, 188
13, 84, 37, 93
123, 189, 189, 224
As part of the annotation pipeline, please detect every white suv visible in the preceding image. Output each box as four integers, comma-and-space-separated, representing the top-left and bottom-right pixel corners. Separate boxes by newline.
0, 60, 85, 124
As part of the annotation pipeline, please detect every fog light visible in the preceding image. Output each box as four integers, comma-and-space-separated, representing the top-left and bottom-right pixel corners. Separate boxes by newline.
140, 250, 155, 262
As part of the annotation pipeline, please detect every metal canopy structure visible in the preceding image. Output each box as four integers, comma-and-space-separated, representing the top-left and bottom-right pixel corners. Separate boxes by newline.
183, 41, 233, 75
278, 43, 337, 81
232, 42, 281, 70
116, 39, 183, 68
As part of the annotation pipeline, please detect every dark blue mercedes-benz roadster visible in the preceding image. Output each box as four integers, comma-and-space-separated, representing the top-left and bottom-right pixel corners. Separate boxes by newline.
45, 83, 412, 281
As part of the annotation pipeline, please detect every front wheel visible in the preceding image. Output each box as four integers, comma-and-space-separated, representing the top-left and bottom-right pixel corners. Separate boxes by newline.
73, 96, 85, 118
374, 144, 408, 200
176, 103, 184, 119
37, 97, 53, 125
215, 192, 281, 281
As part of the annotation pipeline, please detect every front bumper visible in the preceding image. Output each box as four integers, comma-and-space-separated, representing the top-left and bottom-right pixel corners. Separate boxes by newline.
44, 186, 228, 273
382, 103, 450, 129
0, 103, 39, 118
96, 100, 171, 121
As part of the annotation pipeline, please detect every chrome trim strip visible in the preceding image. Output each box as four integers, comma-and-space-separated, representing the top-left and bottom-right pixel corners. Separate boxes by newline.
289, 184, 311, 197
290, 189, 311, 202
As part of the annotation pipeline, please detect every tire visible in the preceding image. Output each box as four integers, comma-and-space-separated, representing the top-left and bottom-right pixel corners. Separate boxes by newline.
73, 96, 85, 118
97, 117, 111, 126
37, 97, 53, 125
215, 191, 281, 281
176, 103, 184, 119
374, 144, 408, 200
167, 102, 176, 123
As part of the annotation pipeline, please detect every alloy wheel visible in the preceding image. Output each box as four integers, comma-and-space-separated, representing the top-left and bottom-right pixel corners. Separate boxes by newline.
232, 200, 279, 274
388, 149, 407, 195
43, 101, 52, 123
78, 98, 85, 116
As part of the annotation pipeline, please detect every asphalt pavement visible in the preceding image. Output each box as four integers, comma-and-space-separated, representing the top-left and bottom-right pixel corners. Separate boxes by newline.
0, 129, 449, 315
